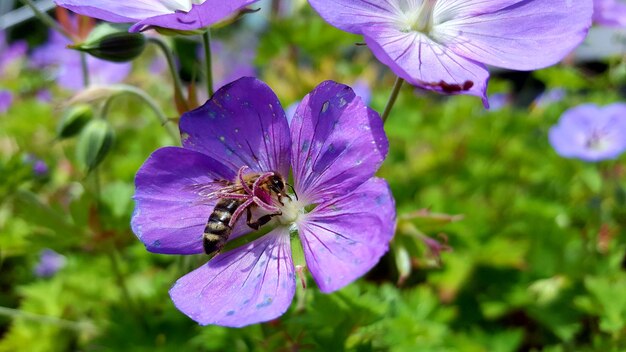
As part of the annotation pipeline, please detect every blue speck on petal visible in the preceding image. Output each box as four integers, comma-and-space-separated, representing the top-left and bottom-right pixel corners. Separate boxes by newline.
226, 310, 235, 316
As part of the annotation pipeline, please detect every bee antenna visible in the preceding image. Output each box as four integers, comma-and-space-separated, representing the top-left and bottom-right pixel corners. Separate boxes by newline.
287, 183, 298, 201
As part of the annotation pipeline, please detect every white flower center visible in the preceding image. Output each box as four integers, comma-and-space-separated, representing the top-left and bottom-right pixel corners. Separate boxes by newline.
398, 0, 438, 33
158, 0, 205, 12
277, 197, 307, 227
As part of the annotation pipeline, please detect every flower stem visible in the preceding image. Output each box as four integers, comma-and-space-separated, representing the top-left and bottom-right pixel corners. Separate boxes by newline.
202, 30, 214, 97
103, 84, 179, 143
18, 0, 72, 39
80, 52, 90, 88
381, 77, 404, 123
148, 37, 189, 112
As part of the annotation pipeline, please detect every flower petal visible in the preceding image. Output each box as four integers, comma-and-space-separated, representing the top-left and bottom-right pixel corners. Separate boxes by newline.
131, 0, 258, 32
433, 0, 592, 70
298, 178, 395, 293
132, 147, 235, 254
53, 0, 170, 22
307, 0, 400, 34
169, 228, 295, 327
363, 26, 489, 106
180, 77, 291, 177
290, 81, 388, 203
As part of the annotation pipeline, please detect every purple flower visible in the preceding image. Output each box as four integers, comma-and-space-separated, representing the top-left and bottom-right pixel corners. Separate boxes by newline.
594, 0, 626, 27
31, 31, 131, 91
54, 0, 259, 32
533, 88, 566, 108
24, 154, 50, 177
549, 103, 626, 162
308, 0, 592, 107
0, 30, 27, 74
34, 249, 66, 278
132, 77, 395, 327
0, 90, 13, 114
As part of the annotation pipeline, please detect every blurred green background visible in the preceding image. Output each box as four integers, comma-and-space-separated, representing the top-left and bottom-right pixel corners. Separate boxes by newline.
1, 1, 625, 351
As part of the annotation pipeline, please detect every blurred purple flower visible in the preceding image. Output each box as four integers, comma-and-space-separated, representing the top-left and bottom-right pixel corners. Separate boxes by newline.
309, 0, 592, 107
0, 90, 13, 114
36, 89, 53, 103
549, 103, 626, 162
488, 93, 511, 111
34, 249, 66, 278
132, 77, 394, 327
534, 88, 566, 108
31, 31, 131, 91
54, 0, 259, 32
24, 154, 50, 177
594, 0, 626, 27
198, 33, 257, 91
0, 30, 27, 74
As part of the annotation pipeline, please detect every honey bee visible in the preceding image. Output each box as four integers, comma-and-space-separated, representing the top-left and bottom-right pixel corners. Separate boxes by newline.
196, 166, 292, 255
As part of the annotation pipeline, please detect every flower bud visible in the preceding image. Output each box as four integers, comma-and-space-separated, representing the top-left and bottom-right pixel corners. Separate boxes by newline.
71, 24, 146, 62
76, 119, 115, 171
57, 104, 93, 139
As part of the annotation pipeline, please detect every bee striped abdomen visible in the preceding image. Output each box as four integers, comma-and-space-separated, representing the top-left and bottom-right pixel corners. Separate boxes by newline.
203, 198, 243, 255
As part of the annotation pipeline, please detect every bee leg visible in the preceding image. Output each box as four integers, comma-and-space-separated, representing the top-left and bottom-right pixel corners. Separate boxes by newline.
246, 208, 282, 230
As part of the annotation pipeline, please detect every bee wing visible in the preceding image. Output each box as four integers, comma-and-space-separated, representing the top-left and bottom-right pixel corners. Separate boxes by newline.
185, 180, 245, 205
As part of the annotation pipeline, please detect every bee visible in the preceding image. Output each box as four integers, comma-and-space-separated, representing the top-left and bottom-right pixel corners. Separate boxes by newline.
197, 166, 292, 255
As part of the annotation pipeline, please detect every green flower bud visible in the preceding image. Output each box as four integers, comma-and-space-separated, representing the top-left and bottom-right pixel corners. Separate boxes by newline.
76, 119, 115, 172
71, 24, 146, 62
57, 104, 93, 139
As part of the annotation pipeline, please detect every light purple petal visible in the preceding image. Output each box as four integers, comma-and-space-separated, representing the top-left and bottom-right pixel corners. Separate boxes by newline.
434, 0, 592, 70
290, 81, 388, 203
132, 147, 236, 254
307, 0, 400, 34
130, 0, 258, 32
298, 178, 395, 293
180, 77, 291, 177
362, 27, 489, 105
53, 0, 177, 22
169, 228, 295, 327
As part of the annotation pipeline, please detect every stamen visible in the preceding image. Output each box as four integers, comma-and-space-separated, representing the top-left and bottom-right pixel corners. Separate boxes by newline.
295, 265, 307, 289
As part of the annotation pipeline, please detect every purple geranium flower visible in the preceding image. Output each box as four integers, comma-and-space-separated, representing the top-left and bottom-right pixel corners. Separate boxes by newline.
0, 90, 13, 114
549, 103, 626, 162
34, 249, 66, 278
31, 31, 131, 91
594, 0, 626, 27
132, 77, 395, 327
54, 0, 259, 32
309, 0, 592, 106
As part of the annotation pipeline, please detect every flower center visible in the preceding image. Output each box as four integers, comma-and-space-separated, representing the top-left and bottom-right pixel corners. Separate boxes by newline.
277, 197, 307, 227
412, 0, 438, 32
585, 130, 609, 151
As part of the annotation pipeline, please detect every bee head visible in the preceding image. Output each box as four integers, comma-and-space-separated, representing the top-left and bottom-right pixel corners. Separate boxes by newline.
269, 175, 285, 194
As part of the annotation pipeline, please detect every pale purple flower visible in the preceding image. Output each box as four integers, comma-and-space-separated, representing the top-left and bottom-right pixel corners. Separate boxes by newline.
132, 77, 394, 327
54, 0, 259, 32
31, 31, 131, 91
309, 0, 593, 107
36, 89, 53, 103
0, 30, 27, 74
534, 88, 566, 108
24, 154, 50, 177
549, 103, 626, 162
594, 0, 626, 27
0, 90, 12, 114
34, 249, 66, 278
198, 33, 258, 91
